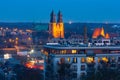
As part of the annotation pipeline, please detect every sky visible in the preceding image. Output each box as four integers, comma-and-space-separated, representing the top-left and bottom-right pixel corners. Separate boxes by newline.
0, 0, 120, 23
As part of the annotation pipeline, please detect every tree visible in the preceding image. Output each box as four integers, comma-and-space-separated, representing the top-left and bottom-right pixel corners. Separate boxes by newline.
0, 73, 5, 80
58, 62, 72, 80
13, 64, 43, 80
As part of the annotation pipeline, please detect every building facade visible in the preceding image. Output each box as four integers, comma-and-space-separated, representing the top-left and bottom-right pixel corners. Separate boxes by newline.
43, 44, 120, 80
49, 11, 64, 38
92, 27, 110, 39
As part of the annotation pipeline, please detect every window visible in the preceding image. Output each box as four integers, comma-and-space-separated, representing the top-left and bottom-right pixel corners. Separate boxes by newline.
61, 50, 66, 54
73, 57, 77, 63
73, 65, 77, 71
72, 50, 76, 54
81, 57, 85, 63
94, 41, 97, 43
60, 58, 65, 63
67, 58, 70, 62
86, 57, 94, 63
98, 58, 100, 62
52, 50, 55, 53
118, 64, 120, 68
72, 73, 77, 78
80, 72, 86, 76
118, 57, 120, 62
81, 65, 85, 71
102, 57, 108, 62
110, 63, 116, 67
98, 41, 102, 43
111, 57, 115, 62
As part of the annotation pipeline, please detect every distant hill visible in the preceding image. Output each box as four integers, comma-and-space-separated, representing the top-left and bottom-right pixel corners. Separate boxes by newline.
64, 23, 120, 33
0, 22, 120, 34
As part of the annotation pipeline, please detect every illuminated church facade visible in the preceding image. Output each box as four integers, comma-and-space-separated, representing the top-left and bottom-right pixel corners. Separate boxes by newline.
92, 27, 110, 39
49, 11, 64, 38
92, 27, 111, 46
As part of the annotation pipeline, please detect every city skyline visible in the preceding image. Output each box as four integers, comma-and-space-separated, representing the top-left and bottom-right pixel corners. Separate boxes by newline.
0, 0, 120, 23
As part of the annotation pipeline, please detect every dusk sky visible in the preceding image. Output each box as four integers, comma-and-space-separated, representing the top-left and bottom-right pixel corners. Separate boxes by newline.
0, 0, 120, 23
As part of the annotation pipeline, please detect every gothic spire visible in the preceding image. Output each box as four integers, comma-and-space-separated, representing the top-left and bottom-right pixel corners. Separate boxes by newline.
50, 10, 56, 23
57, 10, 63, 23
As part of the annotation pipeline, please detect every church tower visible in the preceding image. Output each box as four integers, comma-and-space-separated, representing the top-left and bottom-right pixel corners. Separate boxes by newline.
49, 10, 64, 38
57, 11, 64, 38
49, 10, 57, 38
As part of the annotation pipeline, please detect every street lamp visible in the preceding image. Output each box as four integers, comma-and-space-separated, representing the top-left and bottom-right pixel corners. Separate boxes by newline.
30, 49, 34, 54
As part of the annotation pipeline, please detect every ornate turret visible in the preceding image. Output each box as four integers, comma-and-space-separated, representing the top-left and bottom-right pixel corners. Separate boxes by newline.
57, 11, 63, 23
50, 10, 56, 23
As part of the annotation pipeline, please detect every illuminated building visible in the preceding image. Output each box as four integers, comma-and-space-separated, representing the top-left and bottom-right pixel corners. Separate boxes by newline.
43, 44, 120, 79
25, 60, 44, 70
92, 28, 101, 39
92, 27, 110, 39
92, 27, 110, 46
25, 52, 45, 70
49, 10, 64, 38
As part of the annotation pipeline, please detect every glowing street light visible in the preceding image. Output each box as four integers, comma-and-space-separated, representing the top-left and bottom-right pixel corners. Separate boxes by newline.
4, 53, 12, 59
16, 37, 18, 40
30, 49, 34, 54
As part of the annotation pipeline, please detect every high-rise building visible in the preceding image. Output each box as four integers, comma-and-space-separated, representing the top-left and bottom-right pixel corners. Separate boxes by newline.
49, 10, 64, 38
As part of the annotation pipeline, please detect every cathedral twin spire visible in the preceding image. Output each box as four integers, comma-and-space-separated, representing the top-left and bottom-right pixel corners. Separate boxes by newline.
49, 10, 64, 38
50, 10, 63, 23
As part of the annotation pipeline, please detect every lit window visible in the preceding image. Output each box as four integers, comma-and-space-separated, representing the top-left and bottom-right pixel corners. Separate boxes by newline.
86, 57, 94, 63
81, 57, 85, 63
72, 50, 76, 54
9, 39, 12, 42
16, 37, 18, 40
61, 50, 66, 54
67, 58, 70, 62
102, 57, 108, 62
28, 37, 32, 40
44, 51, 48, 56
98, 58, 100, 62
73, 57, 77, 63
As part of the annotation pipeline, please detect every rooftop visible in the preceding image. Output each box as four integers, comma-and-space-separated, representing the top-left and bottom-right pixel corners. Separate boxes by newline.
44, 44, 120, 50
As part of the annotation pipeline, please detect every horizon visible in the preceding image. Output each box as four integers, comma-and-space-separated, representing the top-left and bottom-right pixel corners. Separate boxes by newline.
0, 21, 120, 24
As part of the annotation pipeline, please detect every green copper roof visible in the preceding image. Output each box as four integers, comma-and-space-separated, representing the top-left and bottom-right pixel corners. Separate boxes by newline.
33, 24, 48, 31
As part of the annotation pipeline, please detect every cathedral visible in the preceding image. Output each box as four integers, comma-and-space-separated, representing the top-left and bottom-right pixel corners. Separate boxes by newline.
49, 11, 64, 38
92, 27, 110, 39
